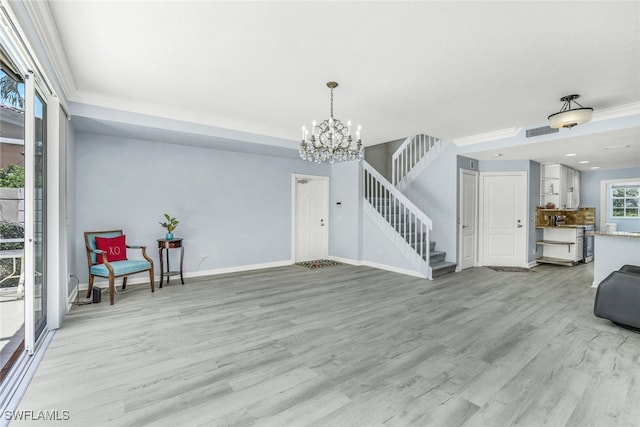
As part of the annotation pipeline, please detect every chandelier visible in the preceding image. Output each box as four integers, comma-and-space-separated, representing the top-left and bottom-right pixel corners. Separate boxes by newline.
547, 94, 593, 129
299, 82, 363, 164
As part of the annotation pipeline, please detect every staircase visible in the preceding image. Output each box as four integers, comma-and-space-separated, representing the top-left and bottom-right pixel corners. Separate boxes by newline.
363, 161, 457, 279
392, 134, 443, 190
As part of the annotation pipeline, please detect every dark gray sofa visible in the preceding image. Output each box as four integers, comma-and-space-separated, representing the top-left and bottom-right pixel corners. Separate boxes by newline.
594, 265, 640, 331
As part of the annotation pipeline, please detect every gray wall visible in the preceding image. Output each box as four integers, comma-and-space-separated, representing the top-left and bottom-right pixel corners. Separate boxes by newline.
329, 161, 362, 260
401, 143, 458, 263
364, 139, 404, 181
362, 212, 419, 272
581, 166, 640, 231
72, 132, 329, 283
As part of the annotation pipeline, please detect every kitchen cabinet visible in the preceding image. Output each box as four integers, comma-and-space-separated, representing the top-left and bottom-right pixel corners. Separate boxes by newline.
540, 163, 580, 209
570, 168, 581, 208
537, 226, 584, 265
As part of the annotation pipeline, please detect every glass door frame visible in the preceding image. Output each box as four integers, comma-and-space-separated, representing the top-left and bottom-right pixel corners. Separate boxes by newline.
22, 71, 48, 354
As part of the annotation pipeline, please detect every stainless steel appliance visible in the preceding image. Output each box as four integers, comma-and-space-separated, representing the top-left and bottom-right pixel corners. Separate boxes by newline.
552, 215, 566, 226
582, 224, 594, 263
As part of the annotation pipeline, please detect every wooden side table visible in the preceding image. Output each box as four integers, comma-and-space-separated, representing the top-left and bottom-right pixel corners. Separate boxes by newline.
157, 238, 184, 288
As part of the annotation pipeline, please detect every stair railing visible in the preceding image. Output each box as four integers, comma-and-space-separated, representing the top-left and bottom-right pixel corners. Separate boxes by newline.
363, 160, 432, 279
391, 134, 440, 186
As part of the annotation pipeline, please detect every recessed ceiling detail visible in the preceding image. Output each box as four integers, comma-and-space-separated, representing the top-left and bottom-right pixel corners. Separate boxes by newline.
22, 1, 640, 145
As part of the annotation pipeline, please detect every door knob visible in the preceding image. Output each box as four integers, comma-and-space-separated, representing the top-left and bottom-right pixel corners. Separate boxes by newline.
517, 219, 523, 228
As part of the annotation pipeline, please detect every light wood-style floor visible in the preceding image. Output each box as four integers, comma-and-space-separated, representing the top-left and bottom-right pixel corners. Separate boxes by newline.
13, 263, 640, 426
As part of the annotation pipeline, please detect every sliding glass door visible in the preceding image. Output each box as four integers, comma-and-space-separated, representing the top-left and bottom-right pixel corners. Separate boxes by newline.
0, 66, 25, 380
0, 65, 48, 381
33, 92, 46, 338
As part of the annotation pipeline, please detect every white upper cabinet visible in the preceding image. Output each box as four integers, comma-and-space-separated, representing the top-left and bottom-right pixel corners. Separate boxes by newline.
540, 163, 580, 209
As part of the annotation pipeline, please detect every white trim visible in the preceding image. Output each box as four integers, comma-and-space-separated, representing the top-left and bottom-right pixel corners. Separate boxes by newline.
23, 70, 35, 354
46, 95, 64, 330
0, 6, 31, 76
328, 256, 363, 266
599, 177, 640, 230
291, 173, 330, 263
361, 260, 427, 279
20, 1, 75, 105
452, 127, 521, 146
77, 260, 293, 291
478, 171, 528, 268
458, 169, 479, 269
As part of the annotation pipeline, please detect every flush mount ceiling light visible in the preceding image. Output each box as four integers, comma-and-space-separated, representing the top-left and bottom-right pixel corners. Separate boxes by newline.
299, 82, 363, 164
547, 94, 593, 129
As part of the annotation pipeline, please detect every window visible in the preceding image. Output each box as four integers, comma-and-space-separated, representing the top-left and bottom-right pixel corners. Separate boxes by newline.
611, 183, 639, 218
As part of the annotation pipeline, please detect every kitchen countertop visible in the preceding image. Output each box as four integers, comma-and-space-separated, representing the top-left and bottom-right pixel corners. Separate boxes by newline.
591, 231, 640, 238
536, 225, 594, 229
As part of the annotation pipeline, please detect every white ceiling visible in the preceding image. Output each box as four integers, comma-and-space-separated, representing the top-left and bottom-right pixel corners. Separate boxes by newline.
37, 1, 640, 166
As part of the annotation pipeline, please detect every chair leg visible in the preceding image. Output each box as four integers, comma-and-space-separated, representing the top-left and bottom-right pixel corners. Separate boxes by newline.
86, 275, 94, 298
108, 275, 115, 305
149, 266, 155, 293
122, 276, 128, 290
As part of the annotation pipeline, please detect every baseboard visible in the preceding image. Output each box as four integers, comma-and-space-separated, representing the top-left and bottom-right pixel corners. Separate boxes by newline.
329, 256, 426, 278
328, 256, 363, 266
76, 260, 293, 291
528, 260, 540, 268
361, 261, 427, 279
75, 258, 426, 291
185, 260, 292, 279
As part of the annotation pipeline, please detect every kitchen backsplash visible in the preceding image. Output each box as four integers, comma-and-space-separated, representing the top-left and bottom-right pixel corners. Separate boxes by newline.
536, 207, 596, 227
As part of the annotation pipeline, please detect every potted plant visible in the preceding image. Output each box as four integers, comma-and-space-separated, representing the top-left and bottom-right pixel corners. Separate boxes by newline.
159, 214, 179, 240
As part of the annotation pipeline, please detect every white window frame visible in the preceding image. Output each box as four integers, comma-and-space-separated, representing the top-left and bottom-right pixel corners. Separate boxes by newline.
600, 177, 640, 230
609, 182, 640, 219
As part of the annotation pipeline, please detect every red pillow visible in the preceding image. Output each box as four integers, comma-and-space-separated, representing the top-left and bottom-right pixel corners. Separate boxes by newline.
94, 235, 128, 263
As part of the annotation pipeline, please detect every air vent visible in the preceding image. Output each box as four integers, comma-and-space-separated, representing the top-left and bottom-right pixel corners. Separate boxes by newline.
526, 126, 559, 138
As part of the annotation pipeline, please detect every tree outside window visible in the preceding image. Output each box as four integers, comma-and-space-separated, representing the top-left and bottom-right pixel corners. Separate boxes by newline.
611, 184, 639, 218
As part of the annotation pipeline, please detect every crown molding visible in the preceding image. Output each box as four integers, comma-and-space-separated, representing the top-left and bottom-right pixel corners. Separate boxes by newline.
452, 127, 521, 146
21, 0, 76, 102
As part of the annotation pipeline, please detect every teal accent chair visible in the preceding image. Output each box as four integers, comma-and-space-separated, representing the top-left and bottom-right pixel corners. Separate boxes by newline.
84, 230, 154, 305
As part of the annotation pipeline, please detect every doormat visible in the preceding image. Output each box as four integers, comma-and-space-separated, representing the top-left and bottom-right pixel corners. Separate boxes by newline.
296, 260, 343, 269
487, 266, 536, 273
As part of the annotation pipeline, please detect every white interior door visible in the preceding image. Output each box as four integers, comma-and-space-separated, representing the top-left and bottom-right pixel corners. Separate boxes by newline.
460, 169, 478, 270
294, 176, 329, 262
481, 172, 527, 267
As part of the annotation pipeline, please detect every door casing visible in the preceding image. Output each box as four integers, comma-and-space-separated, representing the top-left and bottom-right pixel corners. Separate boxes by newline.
479, 171, 528, 267
291, 174, 329, 262
459, 169, 478, 270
